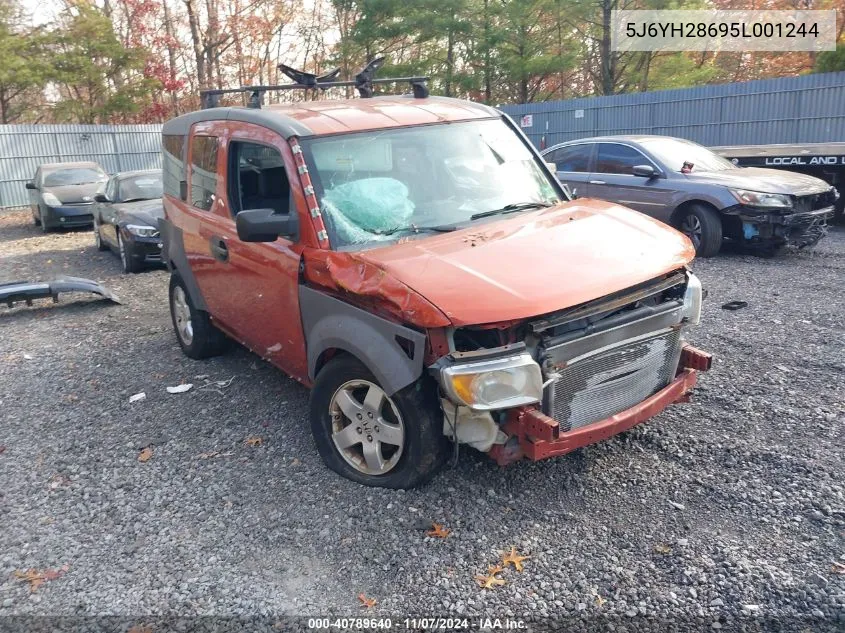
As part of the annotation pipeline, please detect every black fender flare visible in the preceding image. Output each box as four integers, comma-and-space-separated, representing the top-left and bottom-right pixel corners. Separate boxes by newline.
299, 285, 426, 396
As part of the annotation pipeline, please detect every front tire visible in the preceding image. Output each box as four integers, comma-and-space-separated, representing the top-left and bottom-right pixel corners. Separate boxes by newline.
676, 204, 722, 258
168, 273, 227, 360
309, 356, 449, 489
118, 232, 142, 273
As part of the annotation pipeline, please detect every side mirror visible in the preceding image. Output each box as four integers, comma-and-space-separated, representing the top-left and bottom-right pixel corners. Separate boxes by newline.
236, 208, 293, 242
25, 182, 36, 190
545, 161, 558, 173
633, 164, 657, 178
94, 193, 110, 203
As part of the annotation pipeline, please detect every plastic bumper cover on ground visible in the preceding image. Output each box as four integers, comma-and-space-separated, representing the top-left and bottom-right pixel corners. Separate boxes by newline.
489, 345, 712, 465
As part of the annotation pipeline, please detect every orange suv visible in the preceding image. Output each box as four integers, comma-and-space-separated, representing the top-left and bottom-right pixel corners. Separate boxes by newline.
160, 72, 711, 488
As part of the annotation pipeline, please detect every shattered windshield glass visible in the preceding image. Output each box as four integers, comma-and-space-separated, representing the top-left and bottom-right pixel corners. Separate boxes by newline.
302, 119, 560, 250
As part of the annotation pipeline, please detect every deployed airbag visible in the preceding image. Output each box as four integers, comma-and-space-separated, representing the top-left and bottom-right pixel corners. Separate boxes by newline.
322, 177, 414, 244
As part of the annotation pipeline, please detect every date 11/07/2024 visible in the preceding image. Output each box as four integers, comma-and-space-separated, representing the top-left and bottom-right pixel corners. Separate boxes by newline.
307, 617, 527, 630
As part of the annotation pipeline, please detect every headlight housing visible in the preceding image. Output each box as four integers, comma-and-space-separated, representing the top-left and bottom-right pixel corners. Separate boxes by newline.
730, 189, 791, 208
42, 192, 61, 207
681, 272, 702, 326
439, 352, 542, 411
125, 224, 158, 238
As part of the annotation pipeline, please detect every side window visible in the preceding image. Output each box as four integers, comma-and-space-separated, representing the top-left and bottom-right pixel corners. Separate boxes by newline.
596, 143, 650, 175
228, 141, 292, 217
162, 134, 186, 199
190, 135, 218, 211
106, 177, 118, 201
552, 145, 591, 172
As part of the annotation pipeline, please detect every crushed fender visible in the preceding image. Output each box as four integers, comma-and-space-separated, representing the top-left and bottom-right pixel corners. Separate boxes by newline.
303, 250, 450, 328
1, 277, 121, 309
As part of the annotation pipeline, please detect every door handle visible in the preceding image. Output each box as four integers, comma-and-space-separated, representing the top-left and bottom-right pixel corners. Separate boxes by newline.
209, 236, 229, 262
589, 180, 606, 185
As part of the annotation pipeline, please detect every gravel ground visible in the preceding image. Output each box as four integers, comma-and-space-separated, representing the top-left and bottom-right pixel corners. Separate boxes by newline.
0, 208, 843, 631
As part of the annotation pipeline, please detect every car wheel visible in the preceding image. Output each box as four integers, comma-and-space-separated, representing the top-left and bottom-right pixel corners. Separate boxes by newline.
94, 221, 108, 251
309, 355, 449, 489
168, 272, 228, 360
676, 204, 722, 257
33, 212, 40, 226
118, 232, 142, 273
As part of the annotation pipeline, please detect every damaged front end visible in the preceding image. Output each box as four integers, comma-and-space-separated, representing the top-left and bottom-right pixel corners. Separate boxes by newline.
724, 188, 837, 250
428, 270, 711, 464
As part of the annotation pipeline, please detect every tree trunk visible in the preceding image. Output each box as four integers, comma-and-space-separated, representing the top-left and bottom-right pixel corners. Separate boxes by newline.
162, 0, 179, 113
183, 0, 206, 88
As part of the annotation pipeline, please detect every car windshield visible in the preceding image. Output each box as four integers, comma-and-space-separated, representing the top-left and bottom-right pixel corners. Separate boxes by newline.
639, 138, 737, 173
302, 119, 560, 250
43, 167, 107, 187
119, 173, 163, 202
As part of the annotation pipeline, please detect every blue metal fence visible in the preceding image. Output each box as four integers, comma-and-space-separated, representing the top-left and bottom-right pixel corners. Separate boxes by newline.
0, 124, 162, 209
499, 71, 845, 150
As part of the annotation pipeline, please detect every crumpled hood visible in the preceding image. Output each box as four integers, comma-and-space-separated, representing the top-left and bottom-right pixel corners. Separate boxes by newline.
43, 182, 102, 204
115, 199, 164, 228
689, 167, 831, 196
354, 198, 695, 326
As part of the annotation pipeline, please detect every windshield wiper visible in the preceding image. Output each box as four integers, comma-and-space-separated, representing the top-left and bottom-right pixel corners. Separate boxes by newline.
376, 224, 458, 236
121, 197, 152, 203
470, 201, 552, 221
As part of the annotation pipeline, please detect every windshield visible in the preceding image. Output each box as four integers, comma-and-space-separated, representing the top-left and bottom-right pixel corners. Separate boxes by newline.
119, 172, 163, 202
302, 119, 560, 250
639, 138, 736, 173
43, 167, 107, 187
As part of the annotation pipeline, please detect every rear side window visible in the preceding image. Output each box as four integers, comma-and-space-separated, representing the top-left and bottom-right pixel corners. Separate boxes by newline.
549, 145, 591, 172
162, 134, 185, 199
190, 136, 218, 211
596, 143, 650, 175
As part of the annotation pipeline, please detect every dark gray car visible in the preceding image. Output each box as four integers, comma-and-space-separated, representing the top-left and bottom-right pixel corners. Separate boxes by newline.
25, 162, 108, 232
542, 135, 837, 256
93, 170, 164, 273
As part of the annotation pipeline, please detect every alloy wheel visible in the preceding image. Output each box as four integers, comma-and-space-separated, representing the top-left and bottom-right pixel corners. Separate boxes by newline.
172, 286, 194, 346
329, 380, 405, 476
680, 214, 702, 250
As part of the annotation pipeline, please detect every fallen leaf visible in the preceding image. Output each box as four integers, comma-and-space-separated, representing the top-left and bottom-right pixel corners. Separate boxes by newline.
129, 392, 146, 404
166, 383, 193, 394
487, 563, 505, 575
654, 543, 673, 554
593, 589, 606, 607
13, 565, 67, 592
245, 436, 263, 447
502, 546, 530, 571
831, 561, 845, 574
474, 573, 505, 589
425, 523, 451, 538
357, 593, 376, 608
291, 458, 301, 466
127, 625, 153, 633
138, 447, 153, 462
0, 445, 6, 455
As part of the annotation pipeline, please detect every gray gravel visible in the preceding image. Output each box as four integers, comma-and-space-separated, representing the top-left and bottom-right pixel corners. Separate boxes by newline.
1, 209, 843, 630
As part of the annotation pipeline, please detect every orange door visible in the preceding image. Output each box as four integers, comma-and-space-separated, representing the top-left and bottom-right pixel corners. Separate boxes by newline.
188, 120, 311, 382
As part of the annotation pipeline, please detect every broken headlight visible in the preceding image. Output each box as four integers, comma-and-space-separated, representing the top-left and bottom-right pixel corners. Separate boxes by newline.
730, 189, 791, 209
681, 272, 702, 326
439, 352, 542, 411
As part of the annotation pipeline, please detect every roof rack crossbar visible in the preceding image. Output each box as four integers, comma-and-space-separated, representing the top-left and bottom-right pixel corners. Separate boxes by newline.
198, 57, 429, 109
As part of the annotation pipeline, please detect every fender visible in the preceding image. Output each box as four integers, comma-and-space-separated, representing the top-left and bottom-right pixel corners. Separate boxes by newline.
299, 285, 426, 395
160, 217, 208, 311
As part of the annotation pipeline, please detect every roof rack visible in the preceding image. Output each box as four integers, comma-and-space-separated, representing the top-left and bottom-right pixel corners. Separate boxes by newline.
200, 57, 430, 109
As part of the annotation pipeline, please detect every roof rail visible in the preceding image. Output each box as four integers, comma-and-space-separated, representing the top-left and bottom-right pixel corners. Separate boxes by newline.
199, 57, 430, 110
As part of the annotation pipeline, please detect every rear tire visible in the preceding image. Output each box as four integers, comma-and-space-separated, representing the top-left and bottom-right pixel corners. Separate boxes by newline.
675, 204, 722, 257
94, 221, 109, 251
168, 272, 228, 360
309, 355, 449, 489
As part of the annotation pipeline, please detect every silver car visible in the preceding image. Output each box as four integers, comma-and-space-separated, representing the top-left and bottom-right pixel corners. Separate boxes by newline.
542, 135, 837, 256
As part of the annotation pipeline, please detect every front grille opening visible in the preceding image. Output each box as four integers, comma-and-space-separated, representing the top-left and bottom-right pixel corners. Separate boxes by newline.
551, 329, 682, 432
